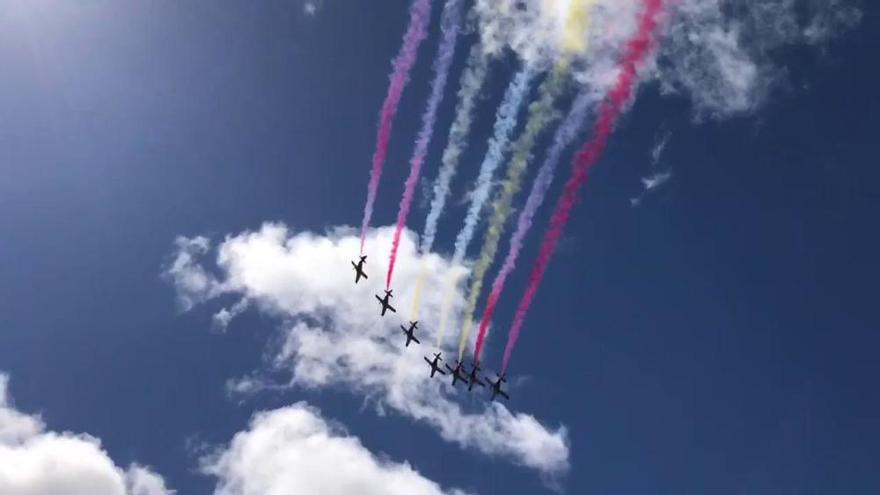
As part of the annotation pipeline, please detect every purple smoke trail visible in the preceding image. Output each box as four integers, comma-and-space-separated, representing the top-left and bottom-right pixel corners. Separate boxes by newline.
473, 92, 592, 363
359, 0, 433, 254
386, 0, 463, 289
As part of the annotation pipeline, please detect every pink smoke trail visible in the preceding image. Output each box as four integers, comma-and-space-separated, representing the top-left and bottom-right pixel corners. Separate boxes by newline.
501, 0, 666, 372
386, 0, 463, 289
359, 0, 433, 255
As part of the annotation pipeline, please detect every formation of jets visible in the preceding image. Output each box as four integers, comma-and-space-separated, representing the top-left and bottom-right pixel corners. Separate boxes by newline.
351, 256, 511, 401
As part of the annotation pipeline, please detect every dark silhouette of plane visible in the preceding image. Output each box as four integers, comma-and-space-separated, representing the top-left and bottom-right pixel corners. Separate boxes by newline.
423, 352, 446, 378
375, 289, 396, 316
488, 373, 510, 400
466, 363, 485, 391
400, 321, 420, 347
351, 256, 368, 284
444, 360, 468, 386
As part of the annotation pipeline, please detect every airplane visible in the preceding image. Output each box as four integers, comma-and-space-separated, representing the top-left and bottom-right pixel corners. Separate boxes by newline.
466, 363, 485, 392
351, 255, 368, 284
488, 373, 510, 401
423, 352, 446, 378
400, 321, 420, 347
375, 289, 396, 316
444, 360, 468, 386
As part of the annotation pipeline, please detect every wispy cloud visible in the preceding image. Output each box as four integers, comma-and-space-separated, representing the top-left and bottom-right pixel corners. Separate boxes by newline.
303, 0, 321, 17
655, 0, 861, 117
474, 0, 859, 117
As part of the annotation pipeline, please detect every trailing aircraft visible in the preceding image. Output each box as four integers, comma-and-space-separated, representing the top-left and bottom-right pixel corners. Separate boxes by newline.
488, 373, 510, 401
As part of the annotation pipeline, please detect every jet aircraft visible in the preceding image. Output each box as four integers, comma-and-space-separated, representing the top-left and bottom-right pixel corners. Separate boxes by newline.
423, 352, 446, 378
488, 373, 510, 400
400, 321, 420, 347
351, 255, 368, 284
444, 360, 468, 386
375, 289, 396, 316
466, 363, 485, 391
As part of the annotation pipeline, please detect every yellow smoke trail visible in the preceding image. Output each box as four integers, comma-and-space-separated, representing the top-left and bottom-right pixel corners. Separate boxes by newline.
456, 63, 570, 360
562, 0, 594, 55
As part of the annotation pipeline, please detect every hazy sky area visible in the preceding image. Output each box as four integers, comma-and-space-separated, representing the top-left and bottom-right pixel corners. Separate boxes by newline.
0, 1, 877, 494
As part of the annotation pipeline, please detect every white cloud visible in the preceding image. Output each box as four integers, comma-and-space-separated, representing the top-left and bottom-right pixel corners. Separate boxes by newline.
474, 0, 859, 116
203, 403, 468, 495
803, 0, 861, 44
0, 374, 173, 495
642, 170, 672, 191
651, 130, 671, 165
655, 0, 860, 117
163, 235, 218, 311
164, 223, 570, 477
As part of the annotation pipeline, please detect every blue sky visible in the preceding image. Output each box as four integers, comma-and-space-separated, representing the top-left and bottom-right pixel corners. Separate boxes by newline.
0, 1, 878, 494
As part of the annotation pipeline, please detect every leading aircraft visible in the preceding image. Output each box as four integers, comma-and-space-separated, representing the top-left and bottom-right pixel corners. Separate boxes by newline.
488, 373, 510, 401
444, 360, 468, 386
423, 352, 446, 378
400, 321, 420, 347
374, 289, 396, 316
466, 363, 485, 392
351, 255, 368, 284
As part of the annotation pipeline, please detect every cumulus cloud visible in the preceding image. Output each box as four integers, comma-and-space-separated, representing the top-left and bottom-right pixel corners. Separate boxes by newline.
164, 223, 570, 477
203, 403, 468, 495
0, 374, 173, 495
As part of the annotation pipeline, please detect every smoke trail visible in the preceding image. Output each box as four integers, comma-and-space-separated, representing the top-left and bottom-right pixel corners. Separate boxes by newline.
436, 66, 536, 346
562, 0, 598, 55
387, 0, 465, 288
435, 272, 458, 347
421, 43, 490, 255
456, 63, 569, 360
501, 0, 667, 373
410, 259, 428, 320
473, 91, 592, 362
358, 0, 433, 255
410, 43, 489, 321
451, 66, 537, 268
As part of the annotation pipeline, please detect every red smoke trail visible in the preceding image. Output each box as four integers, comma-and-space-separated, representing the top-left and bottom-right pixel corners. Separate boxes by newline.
500, 0, 666, 372
359, 0, 433, 254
